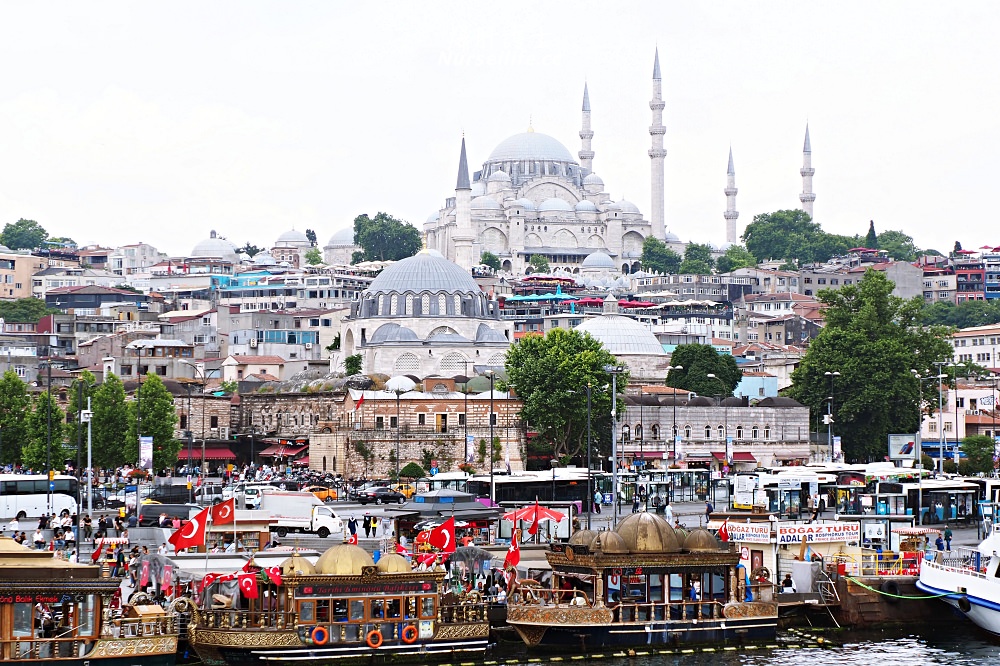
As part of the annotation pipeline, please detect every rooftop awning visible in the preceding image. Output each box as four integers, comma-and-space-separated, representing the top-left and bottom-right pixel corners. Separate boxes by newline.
731, 452, 757, 463
178, 448, 236, 461
258, 444, 307, 457
711, 452, 726, 461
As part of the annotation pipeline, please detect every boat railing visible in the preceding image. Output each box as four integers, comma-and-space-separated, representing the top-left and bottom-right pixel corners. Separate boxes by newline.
102, 614, 177, 638
924, 547, 993, 579
197, 609, 298, 630
7, 636, 101, 660
616, 599, 727, 622
439, 599, 489, 624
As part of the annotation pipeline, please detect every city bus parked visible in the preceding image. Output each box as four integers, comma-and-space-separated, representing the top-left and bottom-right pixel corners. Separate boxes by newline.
0, 474, 79, 520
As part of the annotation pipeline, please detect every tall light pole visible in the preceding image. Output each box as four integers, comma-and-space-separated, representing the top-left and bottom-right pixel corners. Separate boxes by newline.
395, 389, 401, 480
667, 365, 683, 473
46, 359, 52, 513
487, 370, 495, 505
912, 370, 943, 525
182, 361, 207, 476
824, 371, 841, 462
933, 361, 951, 474
82, 399, 93, 516
707, 373, 728, 479
585, 382, 593, 529
604, 364, 626, 526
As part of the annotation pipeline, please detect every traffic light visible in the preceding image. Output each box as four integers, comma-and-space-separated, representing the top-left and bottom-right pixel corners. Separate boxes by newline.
48, 470, 55, 481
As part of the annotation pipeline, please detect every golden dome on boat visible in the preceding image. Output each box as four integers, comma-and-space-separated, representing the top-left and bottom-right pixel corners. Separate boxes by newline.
568, 529, 597, 546
315, 544, 374, 575
277, 553, 317, 576
376, 553, 411, 573
614, 512, 681, 553
683, 527, 722, 552
588, 530, 629, 554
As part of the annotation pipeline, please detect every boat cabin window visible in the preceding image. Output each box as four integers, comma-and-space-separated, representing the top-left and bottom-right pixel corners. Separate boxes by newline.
79, 595, 97, 636
649, 574, 664, 602
298, 601, 315, 622
669, 574, 684, 602
420, 596, 436, 618
385, 598, 401, 619
316, 599, 330, 622
332, 599, 348, 622
349, 599, 365, 621
370, 600, 384, 619
12, 603, 32, 637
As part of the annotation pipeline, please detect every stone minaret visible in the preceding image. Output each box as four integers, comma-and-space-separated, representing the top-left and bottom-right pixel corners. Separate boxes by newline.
453, 137, 475, 270
724, 148, 739, 244
579, 83, 594, 174
648, 48, 667, 239
799, 124, 816, 219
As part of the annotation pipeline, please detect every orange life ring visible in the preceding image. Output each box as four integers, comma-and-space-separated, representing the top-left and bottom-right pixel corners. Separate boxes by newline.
401, 624, 418, 644
311, 626, 329, 645
366, 629, 383, 649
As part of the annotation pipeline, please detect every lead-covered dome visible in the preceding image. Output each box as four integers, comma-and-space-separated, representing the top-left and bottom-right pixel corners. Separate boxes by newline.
315, 544, 374, 575
575, 200, 598, 213
487, 131, 577, 163
191, 230, 239, 263
326, 228, 355, 247
276, 229, 310, 246
576, 315, 665, 356
471, 196, 502, 210
367, 250, 481, 296
582, 251, 615, 270
538, 198, 573, 213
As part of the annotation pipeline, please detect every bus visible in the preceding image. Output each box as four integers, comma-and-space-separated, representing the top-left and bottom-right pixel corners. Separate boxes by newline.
0, 474, 79, 520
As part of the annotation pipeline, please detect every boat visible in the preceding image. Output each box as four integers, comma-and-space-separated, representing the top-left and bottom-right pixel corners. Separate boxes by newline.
505, 512, 778, 650
0, 536, 177, 665
917, 528, 1000, 635
186, 544, 490, 665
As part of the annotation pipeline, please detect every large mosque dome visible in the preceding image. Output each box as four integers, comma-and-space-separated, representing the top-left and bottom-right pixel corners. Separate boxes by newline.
326, 228, 355, 247
487, 131, 577, 163
367, 250, 481, 296
190, 231, 240, 263
576, 314, 664, 356
276, 229, 311, 246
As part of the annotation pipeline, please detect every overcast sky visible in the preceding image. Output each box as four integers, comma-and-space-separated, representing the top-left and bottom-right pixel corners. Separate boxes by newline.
0, 2, 996, 257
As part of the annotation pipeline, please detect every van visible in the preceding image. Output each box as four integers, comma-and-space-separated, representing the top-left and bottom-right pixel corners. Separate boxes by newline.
137, 503, 200, 527
195, 484, 226, 506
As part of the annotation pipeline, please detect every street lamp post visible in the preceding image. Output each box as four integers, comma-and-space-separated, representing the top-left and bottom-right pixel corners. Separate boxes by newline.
46, 360, 52, 513
913, 370, 944, 526
82, 399, 93, 516
933, 361, 951, 474
488, 370, 495, 505
586, 382, 593, 530
604, 364, 625, 526
824, 371, 841, 462
667, 365, 683, 476
182, 361, 208, 476
395, 389, 401, 481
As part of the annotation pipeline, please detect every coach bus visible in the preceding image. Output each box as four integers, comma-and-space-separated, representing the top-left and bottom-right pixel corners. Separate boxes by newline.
0, 474, 79, 520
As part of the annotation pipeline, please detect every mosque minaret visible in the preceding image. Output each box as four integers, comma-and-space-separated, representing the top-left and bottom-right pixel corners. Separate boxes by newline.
648, 48, 667, 239
579, 83, 595, 174
799, 124, 816, 219
724, 148, 739, 244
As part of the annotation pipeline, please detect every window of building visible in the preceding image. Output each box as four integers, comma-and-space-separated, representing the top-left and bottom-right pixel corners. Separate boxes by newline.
684, 425, 692, 439
417, 413, 426, 426
651, 424, 659, 440
210, 415, 219, 428
389, 416, 397, 428
751, 426, 759, 439
375, 416, 384, 429
704, 425, 711, 439
634, 424, 643, 440
764, 426, 770, 439
736, 425, 744, 439
621, 425, 630, 442
944, 422, 953, 432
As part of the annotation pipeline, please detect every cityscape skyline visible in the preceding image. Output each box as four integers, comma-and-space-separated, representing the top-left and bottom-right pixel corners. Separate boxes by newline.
0, 2, 995, 257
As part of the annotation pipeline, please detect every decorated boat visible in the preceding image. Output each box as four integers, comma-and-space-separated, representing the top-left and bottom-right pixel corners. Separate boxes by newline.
505, 512, 778, 650
186, 544, 490, 665
0, 536, 177, 665
917, 528, 1000, 635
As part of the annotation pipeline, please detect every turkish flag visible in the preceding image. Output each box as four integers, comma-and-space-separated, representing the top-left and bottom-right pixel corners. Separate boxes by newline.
504, 529, 520, 569
417, 553, 437, 567
210, 498, 236, 525
265, 566, 283, 586
91, 538, 105, 564
239, 572, 259, 598
428, 517, 456, 553
168, 507, 209, 552
140, 559, 150, 587
354, 394, 365, 410
527, 499, 541, 536
719, 519, 730, 543
396, 542, 411, 557
347, 533, 358, 545
162, 565, 173, 589
198, 573, 219, 593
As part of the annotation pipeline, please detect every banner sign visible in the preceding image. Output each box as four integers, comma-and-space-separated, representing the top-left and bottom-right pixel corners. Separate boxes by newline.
777, 522, 860, 544
725, 522, 771, 543
139, 436, 154, 472
888, 433, 917, 461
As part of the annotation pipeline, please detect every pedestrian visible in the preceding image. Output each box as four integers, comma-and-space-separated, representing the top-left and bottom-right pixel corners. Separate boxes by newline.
83, 515, 92, 540
363, 513, 372, 538
632, 494, 640, 513
705, 501, 714, 521
8, 516, 18, 536
369, 514, 379, 538
664, 500, 674, 524
594, 489, 602, 515
944, 526, 953, 551
381, 514, 392, 537
348, 516, 358, 536
935, 535, 945, 551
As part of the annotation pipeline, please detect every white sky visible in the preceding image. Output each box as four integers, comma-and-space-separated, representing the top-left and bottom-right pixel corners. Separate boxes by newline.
0, 1, 997, 257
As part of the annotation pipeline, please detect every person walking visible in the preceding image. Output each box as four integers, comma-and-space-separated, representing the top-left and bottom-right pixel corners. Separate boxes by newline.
362, 513, 372, 538
369, 514, 379, 538
664, 500, 674, 525
8, 516, 18, 537
944, 525, 953, 551
593, 489, 602, 515
347, 516, 358, 537
705, 501, 714, 521
935, 534, 946, 551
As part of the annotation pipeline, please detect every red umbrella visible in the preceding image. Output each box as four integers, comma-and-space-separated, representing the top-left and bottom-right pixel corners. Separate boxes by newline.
503, 504, 566, 525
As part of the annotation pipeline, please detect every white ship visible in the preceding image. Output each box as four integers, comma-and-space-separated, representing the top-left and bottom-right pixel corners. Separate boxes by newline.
917, 530, 1000, 635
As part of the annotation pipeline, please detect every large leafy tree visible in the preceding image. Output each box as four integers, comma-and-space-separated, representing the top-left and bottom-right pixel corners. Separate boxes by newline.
237, 242, 261, 257
504, 328, 626, 462
66, 370, 97, 466
960, 435, 995, 476
679, 242, 714, 274
877, 230, 919, 262
304, 247, 323, 265
715, 244, 757, 273
91, 373, 130, 469
923, 300, 1000, 328
742, 209, 858, 264
865, 220, 878, 248
479, 251, 501, 271
0, 298, 56, 323
350, 212, 421, 263
787, 270, 954, 462
0, 371, 30, 464
0, 218, 48, 250
23, 391, 66, 472
528, 254, 550, 274
640, 236, 682, 274
666, 344, 742, 397
126, 374, 180, 472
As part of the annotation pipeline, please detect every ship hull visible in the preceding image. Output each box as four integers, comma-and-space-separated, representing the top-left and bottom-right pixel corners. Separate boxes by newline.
197, 639, 489, 666
508, 616, 776, 650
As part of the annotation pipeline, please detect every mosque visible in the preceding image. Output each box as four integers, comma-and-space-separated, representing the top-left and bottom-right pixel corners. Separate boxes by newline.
424, 49, 817, 276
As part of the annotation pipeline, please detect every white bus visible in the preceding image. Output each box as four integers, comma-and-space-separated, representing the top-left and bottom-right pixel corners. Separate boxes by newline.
0, 474, 79, 520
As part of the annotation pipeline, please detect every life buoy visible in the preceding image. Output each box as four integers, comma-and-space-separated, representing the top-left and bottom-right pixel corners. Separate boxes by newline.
366, 629, 383, 649
401, 624, 418, 644
880, 580, 901, 603
957, 596, 972, 613
311, 626, 329, 645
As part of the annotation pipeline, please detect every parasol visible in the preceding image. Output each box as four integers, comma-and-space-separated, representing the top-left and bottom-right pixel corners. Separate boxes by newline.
502, 504, 566, 525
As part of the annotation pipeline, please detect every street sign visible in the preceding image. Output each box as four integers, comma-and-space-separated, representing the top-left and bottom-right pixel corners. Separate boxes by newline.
49, 481, 55, 491
430, 467, 439, 475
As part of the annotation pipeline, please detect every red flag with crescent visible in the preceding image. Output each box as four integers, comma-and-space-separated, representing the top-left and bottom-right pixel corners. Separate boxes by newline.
504, 528, 520, 569
719, 518, 730, 543
528, 499, 542, 536
91, 538, 105, 564
428, 517, 456, 553
139, 559, 150, 587
198, 573, 219, 593
265, 566, 283, 586
238, 572, 259, 599
168, 507, 209, 552
210, 498, 236, 525
162, 564, 173, 589
347, 533, 358, 545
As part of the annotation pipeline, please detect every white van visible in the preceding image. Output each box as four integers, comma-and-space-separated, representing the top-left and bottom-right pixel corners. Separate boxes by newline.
234, 483, 273, 509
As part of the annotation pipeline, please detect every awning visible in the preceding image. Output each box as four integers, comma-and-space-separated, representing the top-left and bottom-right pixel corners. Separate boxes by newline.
292, 456, 309, 466
711, 452, 726, 461
258, 444, 307, 457
731, 452, 757, 463
684, 452, 714, 460
178, 448, 236, 461
632, 451, 665, 459
892, 526, 941, 536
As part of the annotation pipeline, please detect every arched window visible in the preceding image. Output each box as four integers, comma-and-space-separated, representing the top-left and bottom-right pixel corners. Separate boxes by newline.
704, 425, 711, 439
751, 426, 759, 440
684, 425, 692, 439
621, 425, 630, 442
718, 425, 725, 439
764, 426, 771, 440
736, 425, 744, 440
634, 424, 643, 441
651, 424, 659, 440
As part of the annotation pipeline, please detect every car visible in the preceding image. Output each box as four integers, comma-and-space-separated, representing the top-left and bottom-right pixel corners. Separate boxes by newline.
348, 481, 390, 500
306, 485, 338, 503
357, 487, 406, 505
390, 483, 417, 499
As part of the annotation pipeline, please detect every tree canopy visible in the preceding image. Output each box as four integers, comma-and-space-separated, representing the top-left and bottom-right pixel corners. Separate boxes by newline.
479, 251, 501, 271
0, 371, 29, 464
715, 244, 758, 273
0, 218, 48, 250
787, 270, 955, 462
877, 230, 919, 262
0, 298, 56, 323
640, 236, 682, 274
305, 229, 318, 246
504, 328, 627, 462
351, 212, 421, 263
92, 373, 130, 469
23, 391, 66, 472
528, 254, 550, 274
678, 242, 714, 275
922, 300, 1000, 328
665, 344, 742, 397
960, 435, 995, 476
742, 210, 859, 264
864, 220, 878, 248
304, 247, 323, 265
398, 462, 425, 479
126, 374, 180, 472
237, 243, 261, 257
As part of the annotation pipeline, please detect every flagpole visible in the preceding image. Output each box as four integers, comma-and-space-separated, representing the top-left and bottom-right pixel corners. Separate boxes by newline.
205, 512, 212, 570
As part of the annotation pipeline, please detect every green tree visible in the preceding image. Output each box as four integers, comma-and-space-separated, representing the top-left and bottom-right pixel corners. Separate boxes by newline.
0, 371, 30, 464
399, 462, 425, 479
237, 243, 261, 257
66, 370, 97, 461
344, 354, 363, 376
666, 344, 742, 397
714, 244, 757, 273
678, 258, 712, 275
91, 373, 130, 469
960, 435, 996, 475
640, 236, 682, 274
0, 218, 48, 250
23, 391, 66, 472
504, 328, 626, 461
0, 298, 56, 323
877, 230, 919, 262
742, 209, 858, 264
219, 380, 238, 395
351, 212, 421, 263
304, 247, 323, 265
954, 241, 963, 254
305, 229, 318, 246
126, 374, 179, 472
865, 220, 878, 248
923, 300, 1000, 328
479, 251, 501, 271
528, 254, 550, 274
685, 243, 715, 269
787, 270, 954, 462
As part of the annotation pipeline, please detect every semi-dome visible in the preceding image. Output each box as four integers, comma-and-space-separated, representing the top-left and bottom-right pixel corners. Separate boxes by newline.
276, 228, 310, 246
315, 544, 374, 575
687, 396, 713, 407
366, 250, 481, 296
487, 170, 512, 184
426, 211, 440, 223
575, 315, 664, 356
253, 251, 277, 266
583, 172, 604, 187
278, 552, 317, 576
568, 529, 597, 546
370, 323, 420, 344
575, 200, 598, 213
326, 228, 355, 247
617, 200, 641, 215
538, 198, 573, 213
684, 527, 722, 552
471, 181, 487, 196
582, 251, 615, 270
513, 198, 535, 211
615, 512, 682, 554
664, 231, 681, 243
191, 230, 239, 262
588, 530, 629, 554
471, 196, 502, 210
487, 131, 577, 163
375, 553, 411, 573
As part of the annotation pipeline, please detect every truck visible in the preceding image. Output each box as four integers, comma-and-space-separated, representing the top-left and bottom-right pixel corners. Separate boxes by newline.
259, 490, 344, 538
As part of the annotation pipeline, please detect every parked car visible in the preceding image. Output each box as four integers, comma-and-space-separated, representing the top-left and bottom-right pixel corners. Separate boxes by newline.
391, 483, 417, 499
356, 487, 406, 505
306, 485, 338, 503
348, 481, 390, 500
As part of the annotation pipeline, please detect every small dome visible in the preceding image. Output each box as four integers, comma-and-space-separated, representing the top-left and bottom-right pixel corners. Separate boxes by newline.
721, 396, 743, 407
366, 250, 481, 296
617, 200, 641, 215
588, 530, 629, 554
252, 251, 277, 266
575, 315, 664, 356
615, 512, 681, 554
538, 198, 573, 213
673, 527, 689, 544
315, 544, 374, 575
474, 324, 507, 343
513, 198, 535, 211
664, 231, 681, 243
684, 527, 722, 552
276, 229, 310, 246
487, 170, 512, 184
426, 211, 440, 223
471, 196, 502, 210
191, 230, 239, 263
278, 553, 317, 576
581, 251, 615, 270
327, 228, 355, 247
370, 323, 420, 344
376, 553, 412, 573
583, 172, 604, 187
568, 529, 597, 546
471, 181, 487, 196
605, 202, 622, 211
687, 396, 713, 407
575, 200, 598, 213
